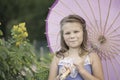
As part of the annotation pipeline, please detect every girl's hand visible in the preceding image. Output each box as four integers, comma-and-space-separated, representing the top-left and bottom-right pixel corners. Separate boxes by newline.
73, 57, 86, 71
56, 65, 71, 80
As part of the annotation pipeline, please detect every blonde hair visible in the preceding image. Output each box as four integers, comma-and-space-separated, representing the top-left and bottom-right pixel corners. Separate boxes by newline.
56, 14, 88, 58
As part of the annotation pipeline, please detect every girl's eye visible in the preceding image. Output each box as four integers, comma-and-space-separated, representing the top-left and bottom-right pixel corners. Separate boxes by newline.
74, 31, 79, 33
64, 32, 70, 35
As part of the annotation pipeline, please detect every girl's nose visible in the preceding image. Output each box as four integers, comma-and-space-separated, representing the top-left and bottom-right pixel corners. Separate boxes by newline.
70, 33, 75, 39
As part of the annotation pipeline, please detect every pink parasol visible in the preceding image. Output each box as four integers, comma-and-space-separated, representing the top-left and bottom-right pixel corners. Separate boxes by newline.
46, 0, 120, 80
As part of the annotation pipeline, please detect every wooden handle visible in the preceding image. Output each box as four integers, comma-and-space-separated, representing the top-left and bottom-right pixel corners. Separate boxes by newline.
60, 68, 70, 80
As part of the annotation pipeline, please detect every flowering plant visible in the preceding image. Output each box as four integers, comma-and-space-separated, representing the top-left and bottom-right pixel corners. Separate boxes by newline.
11, 22, 28, 46
0, 22, 51, 80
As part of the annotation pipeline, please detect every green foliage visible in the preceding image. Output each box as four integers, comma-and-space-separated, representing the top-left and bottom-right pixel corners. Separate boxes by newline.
0, 23, 53, 80
39, 53, 53, 80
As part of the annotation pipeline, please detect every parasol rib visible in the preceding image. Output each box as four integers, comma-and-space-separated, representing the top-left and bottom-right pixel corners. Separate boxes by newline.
45, 19, 58, 25
114, 54, 120, 65
87, 0, 100, 34
103, 0, 112, 35
109, 43, 120, 55
50, 8, 65, 17
106, 11, 120, 36
109, 37, 120, 42
98, 0, 102, 33
74, 0, 98, 35
59, 0, 75, 14
109, 32, 120, 38
110, 58, 120, 80
105, 60, 110, 80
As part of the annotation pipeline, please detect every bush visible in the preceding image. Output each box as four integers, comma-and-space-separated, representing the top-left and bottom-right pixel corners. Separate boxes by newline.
0, 23, 52, 80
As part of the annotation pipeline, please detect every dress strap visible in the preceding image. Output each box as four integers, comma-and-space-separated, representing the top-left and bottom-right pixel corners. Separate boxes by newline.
84, 55, 91, 65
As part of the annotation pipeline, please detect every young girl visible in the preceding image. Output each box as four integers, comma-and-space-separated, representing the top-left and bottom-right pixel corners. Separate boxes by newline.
48, 14, 104, 80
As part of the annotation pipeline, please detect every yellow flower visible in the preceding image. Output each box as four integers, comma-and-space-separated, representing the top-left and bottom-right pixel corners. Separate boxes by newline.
16, 42, 21, 46
18, 27, 23, 33
21, 26, 26, 31
12, 25, 19, 34
23, 32, 28, 37
19, 22, 25, 28
11, 22, 29, 46
19, 22, 27, 32
13, 25, 18, 30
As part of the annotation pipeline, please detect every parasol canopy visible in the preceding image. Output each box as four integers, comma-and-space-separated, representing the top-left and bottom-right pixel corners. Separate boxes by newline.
46, 0, 120, 80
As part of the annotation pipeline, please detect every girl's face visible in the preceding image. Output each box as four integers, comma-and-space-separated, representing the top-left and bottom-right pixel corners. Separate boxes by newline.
62, 22, 83, 48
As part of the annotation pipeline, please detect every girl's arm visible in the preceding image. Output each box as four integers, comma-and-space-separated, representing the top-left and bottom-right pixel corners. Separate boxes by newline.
48, 55, 59, 80
74, 53, 104, 80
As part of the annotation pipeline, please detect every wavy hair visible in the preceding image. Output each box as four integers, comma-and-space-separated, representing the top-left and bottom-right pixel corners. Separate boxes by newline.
56, 14, 88, 58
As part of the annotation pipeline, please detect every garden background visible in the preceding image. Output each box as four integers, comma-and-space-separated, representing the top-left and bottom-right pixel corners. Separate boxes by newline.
0, 0, 54, 80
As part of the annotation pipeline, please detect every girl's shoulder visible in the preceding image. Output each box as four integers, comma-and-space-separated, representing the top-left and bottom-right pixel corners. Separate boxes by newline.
53, 52, 68, 64
89, 52, 99, 58
88, 52, 100, 64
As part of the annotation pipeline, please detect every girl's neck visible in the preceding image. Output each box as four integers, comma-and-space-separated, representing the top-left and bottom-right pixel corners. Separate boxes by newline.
68, 48, 82, 56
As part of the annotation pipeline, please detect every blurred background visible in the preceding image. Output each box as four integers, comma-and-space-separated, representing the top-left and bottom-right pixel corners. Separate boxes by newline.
0, 0, 54, 54
0, 1, 56, 79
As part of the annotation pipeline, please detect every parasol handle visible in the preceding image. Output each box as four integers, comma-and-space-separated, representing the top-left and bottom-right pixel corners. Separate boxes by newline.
59, 68, 71, 80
